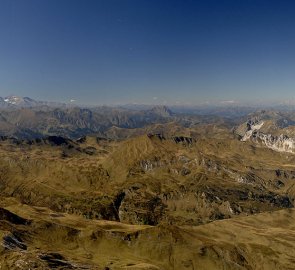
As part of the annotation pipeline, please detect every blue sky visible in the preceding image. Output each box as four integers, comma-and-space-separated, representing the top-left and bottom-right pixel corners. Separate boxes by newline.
1, 0, 295, 105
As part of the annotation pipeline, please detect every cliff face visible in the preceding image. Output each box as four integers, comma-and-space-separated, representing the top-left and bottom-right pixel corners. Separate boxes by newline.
236, 111, 295, 153
239, 120, 295, 152
252, 133, 295, 153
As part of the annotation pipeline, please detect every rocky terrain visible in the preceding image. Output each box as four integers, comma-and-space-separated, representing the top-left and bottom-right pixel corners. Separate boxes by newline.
1, 103, 295, 269
235, 110, 295, 153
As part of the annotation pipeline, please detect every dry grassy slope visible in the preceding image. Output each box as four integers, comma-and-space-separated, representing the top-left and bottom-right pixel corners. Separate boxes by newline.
0, 130, 293, 227
0, 139, 120, 221
0, 197, 295, 269
103, 135, 180, 181
0, 126, 295, 268
102, 132, 294, 221
104, 121, 201, 140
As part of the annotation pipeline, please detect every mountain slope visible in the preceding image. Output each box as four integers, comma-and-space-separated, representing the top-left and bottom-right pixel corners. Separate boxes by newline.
0, 197, 295, 269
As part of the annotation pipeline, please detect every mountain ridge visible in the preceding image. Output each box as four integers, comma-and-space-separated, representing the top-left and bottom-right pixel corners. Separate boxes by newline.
0, 105, 295, 268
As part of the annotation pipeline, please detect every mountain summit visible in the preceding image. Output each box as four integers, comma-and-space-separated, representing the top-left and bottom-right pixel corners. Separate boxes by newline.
0, 96, 66, 108
150, 105, 173, 117
3, 96, 38, 107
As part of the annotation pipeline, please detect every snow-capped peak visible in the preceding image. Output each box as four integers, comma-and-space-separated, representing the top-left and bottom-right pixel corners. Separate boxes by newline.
4, 95, 24, 105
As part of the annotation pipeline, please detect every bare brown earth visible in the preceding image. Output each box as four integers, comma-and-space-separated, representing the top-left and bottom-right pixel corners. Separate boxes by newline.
0, 124, 295, 269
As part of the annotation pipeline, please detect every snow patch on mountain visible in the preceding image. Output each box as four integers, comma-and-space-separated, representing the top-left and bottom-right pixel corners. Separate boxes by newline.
4, 96, 23, 105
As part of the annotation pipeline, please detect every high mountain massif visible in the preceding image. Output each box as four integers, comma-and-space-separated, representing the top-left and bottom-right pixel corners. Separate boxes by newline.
0, 97, 295, 269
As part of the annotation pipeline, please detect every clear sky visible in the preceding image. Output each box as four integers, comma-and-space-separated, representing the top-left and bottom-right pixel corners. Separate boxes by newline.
1, 0, 295, 105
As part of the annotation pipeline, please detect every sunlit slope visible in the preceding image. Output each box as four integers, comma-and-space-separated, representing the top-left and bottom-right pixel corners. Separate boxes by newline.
0, 198, 295, 269
0, 132, 294, 227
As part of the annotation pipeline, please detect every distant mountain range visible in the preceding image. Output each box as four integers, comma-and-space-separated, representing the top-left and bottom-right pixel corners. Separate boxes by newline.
0, 98, 180, 139
0, 96, 240, 140
3, 95, 295, 141
0, 95, 264, 122
0, 95, 65, 108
